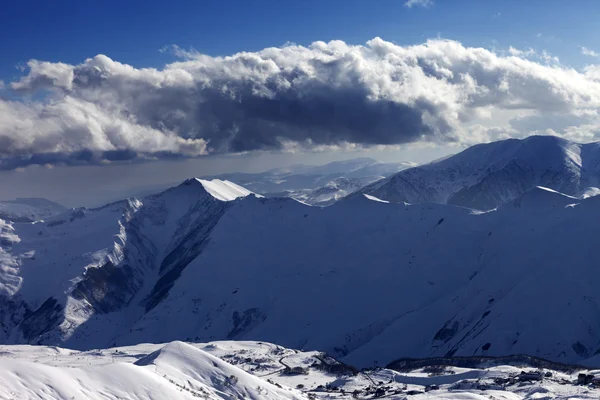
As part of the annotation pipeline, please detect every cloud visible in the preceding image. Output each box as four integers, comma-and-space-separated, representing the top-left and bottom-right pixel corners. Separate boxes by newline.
3, 38, 600, 169
508, 46, 535, 57
404, 0, 433, 8
11, 60, 74, 92
159, 44, 200, 60
581, 46, 600, 58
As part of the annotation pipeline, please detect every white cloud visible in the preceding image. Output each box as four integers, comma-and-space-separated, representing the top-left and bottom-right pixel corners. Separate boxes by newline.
404, 0, 433, 8
159, 44, 201, 60
508, 46, 535, 57
3, 37, 600, 169
539, 50, 560, 64
11, 60, 74, 92
581, 46, 600, 58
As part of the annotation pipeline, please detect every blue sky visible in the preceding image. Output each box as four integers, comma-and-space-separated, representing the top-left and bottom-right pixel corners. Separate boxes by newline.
1, 0, 598, 83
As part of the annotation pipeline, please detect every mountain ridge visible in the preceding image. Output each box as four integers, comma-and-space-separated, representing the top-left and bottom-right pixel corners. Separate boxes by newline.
356, 135, 600, 209
3, 176, 600, 369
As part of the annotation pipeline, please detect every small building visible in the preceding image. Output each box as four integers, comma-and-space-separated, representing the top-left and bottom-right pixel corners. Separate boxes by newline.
518, 371, 543, 382
282, 366, 308, 375
578, 373, 595, 385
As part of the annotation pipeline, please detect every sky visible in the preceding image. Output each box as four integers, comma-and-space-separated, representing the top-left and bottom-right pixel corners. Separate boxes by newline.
2, 0, 600, 205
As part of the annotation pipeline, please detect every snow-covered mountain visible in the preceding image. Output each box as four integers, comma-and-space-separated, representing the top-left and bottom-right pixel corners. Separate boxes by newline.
357, 135, 600, 209
4, 176, 600, 370
119, 157, 414, 207
208, 157, 414, 193
264, 177, 373, 206
205, 157, 415, 205
3, 339, 600, 399
0, 198, 67, 222
0, 341, 305, 400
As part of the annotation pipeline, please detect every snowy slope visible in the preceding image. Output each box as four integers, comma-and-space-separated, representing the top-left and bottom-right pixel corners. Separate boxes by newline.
0, 198, 67, 222
120, 158, 414, 207
357, 135, 600, 209
205, 157, 415, 194
266, 177, 374, 206
0, 341, 305, 400
2, 339, 600, 400
4, 177, 600, 371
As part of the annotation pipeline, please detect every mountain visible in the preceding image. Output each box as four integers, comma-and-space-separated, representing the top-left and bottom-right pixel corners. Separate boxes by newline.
356, 135, 600, 209
0, 340, 305, 400
3, 339, 600, 400
0, 198, 67, 222
205, 157, 415, 205
116, 157, 414, 208
4, 176, 600, 369
264, 177, 374, 206
209, 157, 414, 192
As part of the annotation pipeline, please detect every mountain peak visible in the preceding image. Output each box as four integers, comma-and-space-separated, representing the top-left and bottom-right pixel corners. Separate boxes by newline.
357, 135, 600, 210
178, 178, 257, 201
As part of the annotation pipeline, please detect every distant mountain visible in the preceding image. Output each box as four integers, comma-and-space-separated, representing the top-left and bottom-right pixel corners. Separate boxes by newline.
356, 135, 600, 209
207, 157, 414, 192
116, 157, 414, 207
4, 177, 600, 369
264, 177, 374, 206
206, 157, 414, 205
0, 198, 67, 222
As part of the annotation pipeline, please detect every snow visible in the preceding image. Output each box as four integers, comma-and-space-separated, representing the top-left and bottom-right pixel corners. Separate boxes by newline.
0, 341, 304, 400
7, 138, 600, 397
511, 186, 579, 212
1, 340, 599, 399
362, 194, 389, 203
275, 177, 376, 206
200, 157, 414, 206
358, 135, 600, 210
194, 178, 259, 201
5, 172, 600, 375
0, 198, 67, 222
578, 186, 600, 199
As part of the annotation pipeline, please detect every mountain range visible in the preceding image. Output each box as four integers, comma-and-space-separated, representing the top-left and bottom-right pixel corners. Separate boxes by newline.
3, 137, 600, 370
206, 157, 415, 206
0, 198, 67, 222
207, 157, 415, 193
119, 157, 414, 208
358, 135, 600, 209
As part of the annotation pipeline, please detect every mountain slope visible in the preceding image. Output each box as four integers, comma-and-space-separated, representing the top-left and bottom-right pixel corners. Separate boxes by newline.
207, 157, 415, 193
0, 179, 253, 345
265, 177, 373, 206
3, 178, 600, 370
357, 135, 600, 209
119, 157, 415, 207
0, 198, 67, 222
0, 341, 305, 400
2, 339, 600, 400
